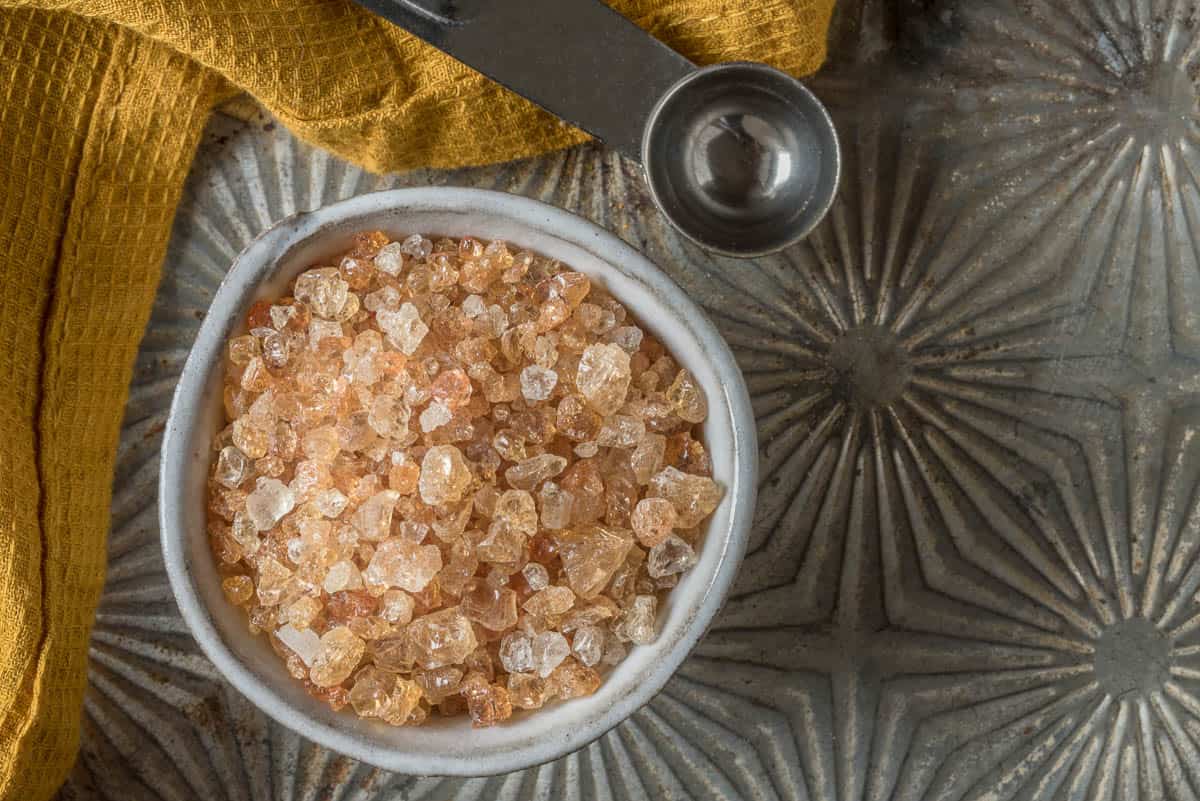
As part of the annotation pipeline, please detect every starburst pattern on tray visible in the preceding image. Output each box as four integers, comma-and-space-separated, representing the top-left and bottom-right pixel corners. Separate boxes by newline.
933, 0, 1200, 362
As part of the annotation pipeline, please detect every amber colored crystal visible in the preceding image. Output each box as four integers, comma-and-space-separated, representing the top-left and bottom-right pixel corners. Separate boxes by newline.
461, 577, 519, 631
547, 657, 601, 700
309, 626, 365, 687
207, 233, 723, 726
554, 526, 633, 598
407, 607, 477, 669
414, 665, 463, 702
506, 672, 549, 709
466, 682, 513, 727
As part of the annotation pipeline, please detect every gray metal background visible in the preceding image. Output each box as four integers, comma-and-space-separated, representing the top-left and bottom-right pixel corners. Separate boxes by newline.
60, 1, 1200, 798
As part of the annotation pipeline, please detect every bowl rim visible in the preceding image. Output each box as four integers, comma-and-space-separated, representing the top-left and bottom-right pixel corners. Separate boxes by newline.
160, 186, 757, 776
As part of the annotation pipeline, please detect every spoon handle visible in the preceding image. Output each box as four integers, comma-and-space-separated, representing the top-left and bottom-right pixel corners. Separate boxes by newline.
354, 0, 695, 160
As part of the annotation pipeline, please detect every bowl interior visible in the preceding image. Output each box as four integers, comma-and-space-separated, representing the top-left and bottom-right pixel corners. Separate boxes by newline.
162, 189, 755, 774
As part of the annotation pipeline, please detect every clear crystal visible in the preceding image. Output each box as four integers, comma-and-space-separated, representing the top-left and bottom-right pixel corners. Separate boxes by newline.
606, 325, 643, 353
414, 665, 463, 702
530, 630, 570, 678
549, 271, 591, 306
399, 234, 433, 259
521, 562, 550, 591
377, 302, 429, 355
388, 455, 420, 494
215, 445, 251, 489
647, 534, 697, 578
492, 429, 526, 462
431, 368, 472, 408
465, 681, 512, 727
519, 365, 558, 401
228, 334, 259, 365
277, 624, 322, 666
343, 330, 383, 385
462, 294, 486, 317
349, 665, 394, 718
419, 445, 472, 505
491, 489, 537, 537
352, 489, 400, 540
571, 625, 604, 667
302, 425, 340, 463
232, 417, 270, 459
245, 477, 295, 531
439, 541, 479, 598
314, 488, 348, 518
364, 285, 401, 311
262, 331, 290, 369
374, 242, 405, 276
499, 631, 535, 673
323, 559, 364, 593
476, 523, 524, 563
537, 481, 573, 530
269, 304, 296, 330
601, 636, 627, 666
290, 460, 332, 501
229, 512, 261, 556
614, 595, 657, 644
371, 634, 415, 673
364, 539, 442, 592
419, 400, 452, 432
246, 390, 277, 425
308, 319, 345, 349
294, 269, 350, 319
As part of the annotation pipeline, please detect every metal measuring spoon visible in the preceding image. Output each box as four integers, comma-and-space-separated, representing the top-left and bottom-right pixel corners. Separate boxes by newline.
354, 0, 840, 257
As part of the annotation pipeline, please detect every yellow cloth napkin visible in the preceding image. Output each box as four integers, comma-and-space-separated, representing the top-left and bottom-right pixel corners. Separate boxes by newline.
0, 1, 834, 797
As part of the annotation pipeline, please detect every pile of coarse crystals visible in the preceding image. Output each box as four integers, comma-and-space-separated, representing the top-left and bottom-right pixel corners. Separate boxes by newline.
207, 231, 723, 727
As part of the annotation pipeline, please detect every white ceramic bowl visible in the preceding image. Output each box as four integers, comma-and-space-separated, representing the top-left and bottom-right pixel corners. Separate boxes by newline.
160, 187, 756, 775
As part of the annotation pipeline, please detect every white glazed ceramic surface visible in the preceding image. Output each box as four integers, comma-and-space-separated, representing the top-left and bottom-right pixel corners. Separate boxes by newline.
159, 188, 757, 776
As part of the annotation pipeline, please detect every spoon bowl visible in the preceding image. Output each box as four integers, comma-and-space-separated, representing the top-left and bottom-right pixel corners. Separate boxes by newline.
642, 62, 840, 257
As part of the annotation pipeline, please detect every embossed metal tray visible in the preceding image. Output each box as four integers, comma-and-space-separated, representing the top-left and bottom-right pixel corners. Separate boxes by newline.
62, 1, 1200, 799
